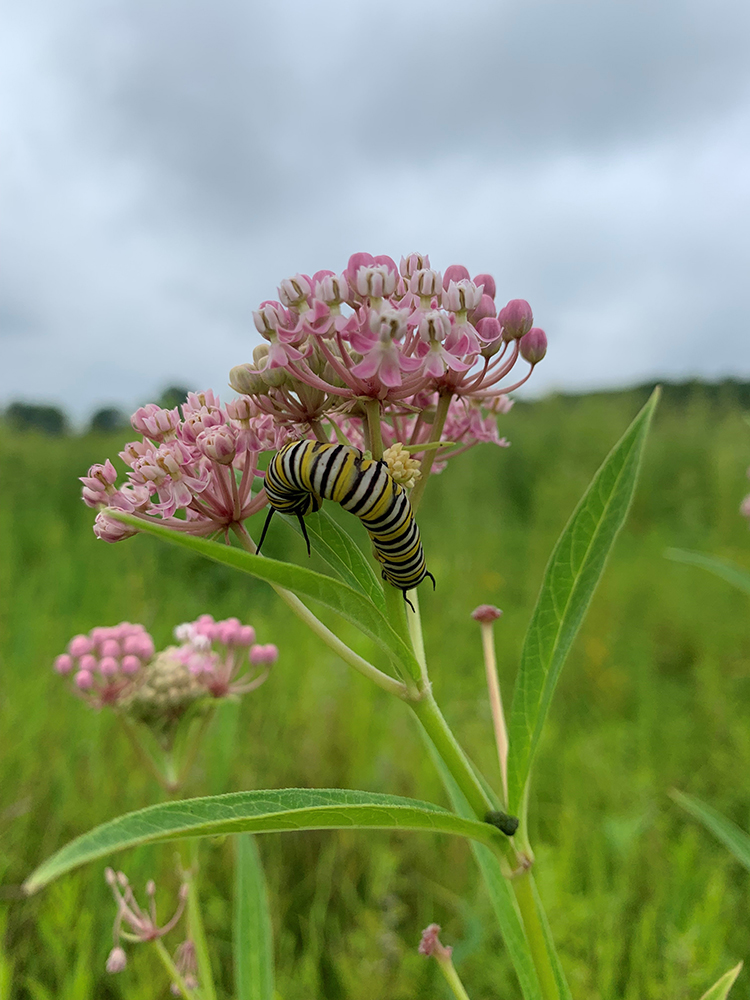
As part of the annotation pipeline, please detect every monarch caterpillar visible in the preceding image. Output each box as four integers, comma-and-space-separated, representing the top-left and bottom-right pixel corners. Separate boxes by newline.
257, 440, 435, 608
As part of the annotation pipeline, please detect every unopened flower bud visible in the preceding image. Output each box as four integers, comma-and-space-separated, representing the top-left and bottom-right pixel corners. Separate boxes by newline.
93, 511, 139, 543
250, 644, 279, 666
197, 426, 237, 465
473, 273, 496, 299
68, 634, 93, 657
99, 656, 118, 676
229, 364, 267, 397
106, 946, 128, 974
121, 655, 141, 674
498, 299, 533, 341
278, 274, 312, 309
260, 366, 288, 388
476, 317, 503, 357
55, 654, 74, 674
470, 294, 496, 322
471, 604, 503, 623
400, 252, 431, 278
75, 670, 94, 690
383, 443, 422, 489
519, 327, 547, 365
442, 265, 471, 288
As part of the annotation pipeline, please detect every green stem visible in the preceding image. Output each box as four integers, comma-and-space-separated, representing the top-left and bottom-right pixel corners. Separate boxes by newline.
405, 589, 429, 688
117, 715, 172, 793
364, 398, 384, 459
187, 841, 218, 1000
411, 693, 498, 828
435, 953, 473, 1000
480, 621, 509, 807
409, 390, 453, 512
232, 523, 408, 699
512, 873, 559, 1000
153, 939, 200, 1000
176, 709, 216, 788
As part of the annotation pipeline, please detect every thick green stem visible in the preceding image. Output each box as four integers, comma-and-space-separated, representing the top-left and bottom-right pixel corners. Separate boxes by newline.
409, 390, 453, 513
512, 873, 559, 1000
153, 939, 200, 1000
232, 523, 408, 699
364, 398, 384, 459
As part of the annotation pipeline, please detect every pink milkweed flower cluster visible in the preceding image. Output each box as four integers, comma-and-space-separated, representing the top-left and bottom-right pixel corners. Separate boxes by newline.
82, 391, 289, 543
104, 867, 188, 975
229, 251, 546, 466
172, 614, 278, 698
54, 623, 155, 708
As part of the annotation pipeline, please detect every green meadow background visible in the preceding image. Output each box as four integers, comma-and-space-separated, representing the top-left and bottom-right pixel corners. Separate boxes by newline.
2, 383, 750, 1000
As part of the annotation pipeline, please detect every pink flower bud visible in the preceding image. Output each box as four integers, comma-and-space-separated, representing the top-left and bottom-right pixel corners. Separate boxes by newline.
106, 946, 128, 974
99, 656, 119, 676
470, 294, 497, 323
75, 670, 94, 690
471, 604, 503, 623
250, 643, 278, 666
216, 617, 241, 645
79, 653, 98, 672
68, 634, 93, 657
498, 299, 533, 341
442, 265, 470, 288
54, 654, 74, 674
121, 655, 141, 674
237, 625, 256, 646
418, 923, 442, 957
197, 426, 237, 465
519, 327, 547, 365
473, 273, 496, 299
100, 639, 120, 658
93, 511, 139, 543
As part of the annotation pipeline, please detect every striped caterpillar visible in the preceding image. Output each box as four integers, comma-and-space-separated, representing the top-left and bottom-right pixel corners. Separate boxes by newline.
257, 440, 434, 607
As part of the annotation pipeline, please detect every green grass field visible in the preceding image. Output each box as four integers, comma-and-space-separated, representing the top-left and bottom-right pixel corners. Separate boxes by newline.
2, 385, 750, 999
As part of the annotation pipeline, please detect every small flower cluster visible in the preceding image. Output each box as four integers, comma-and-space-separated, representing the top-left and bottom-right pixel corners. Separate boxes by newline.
104, 867, 194, 989
171, 614, 278, 698
81, 391, 287, 543
229, 251, 545, 467
54, 623, 155, 708
54, 616, 277, 716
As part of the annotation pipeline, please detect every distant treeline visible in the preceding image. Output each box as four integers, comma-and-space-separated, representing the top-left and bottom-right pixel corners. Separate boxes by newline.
2, 379, 749, 435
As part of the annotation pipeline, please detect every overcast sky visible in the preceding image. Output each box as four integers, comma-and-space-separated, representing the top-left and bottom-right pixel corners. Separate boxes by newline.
2, 0, 749, 423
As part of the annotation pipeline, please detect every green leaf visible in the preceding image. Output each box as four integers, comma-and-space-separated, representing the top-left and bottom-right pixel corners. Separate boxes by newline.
670, 790, 750, 871
108, 512, 421, 680
280, 509, 386, 612
24, 788, 507, 894
698, 962, 743, 1000
419, 731, 544, 1000
666, 549, 750, 597
506, 388, 659, 817
234, 835, 274, 1000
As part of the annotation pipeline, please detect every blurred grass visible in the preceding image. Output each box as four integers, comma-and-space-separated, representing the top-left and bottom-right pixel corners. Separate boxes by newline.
2, 385, 750, 999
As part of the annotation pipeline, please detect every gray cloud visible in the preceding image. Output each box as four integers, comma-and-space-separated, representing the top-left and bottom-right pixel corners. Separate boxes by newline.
1, 0, 749, 422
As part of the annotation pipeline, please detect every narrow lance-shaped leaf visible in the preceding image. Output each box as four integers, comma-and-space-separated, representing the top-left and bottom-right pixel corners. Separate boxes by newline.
507, 388, 659, 817
280, 508, 386, 612
666, 549, 750, 598
107, 511, 420, 680
698, 962, 743, 1000
670, 790, 750, 872
24, 788, 507, 894
234, 835, 274, 1000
